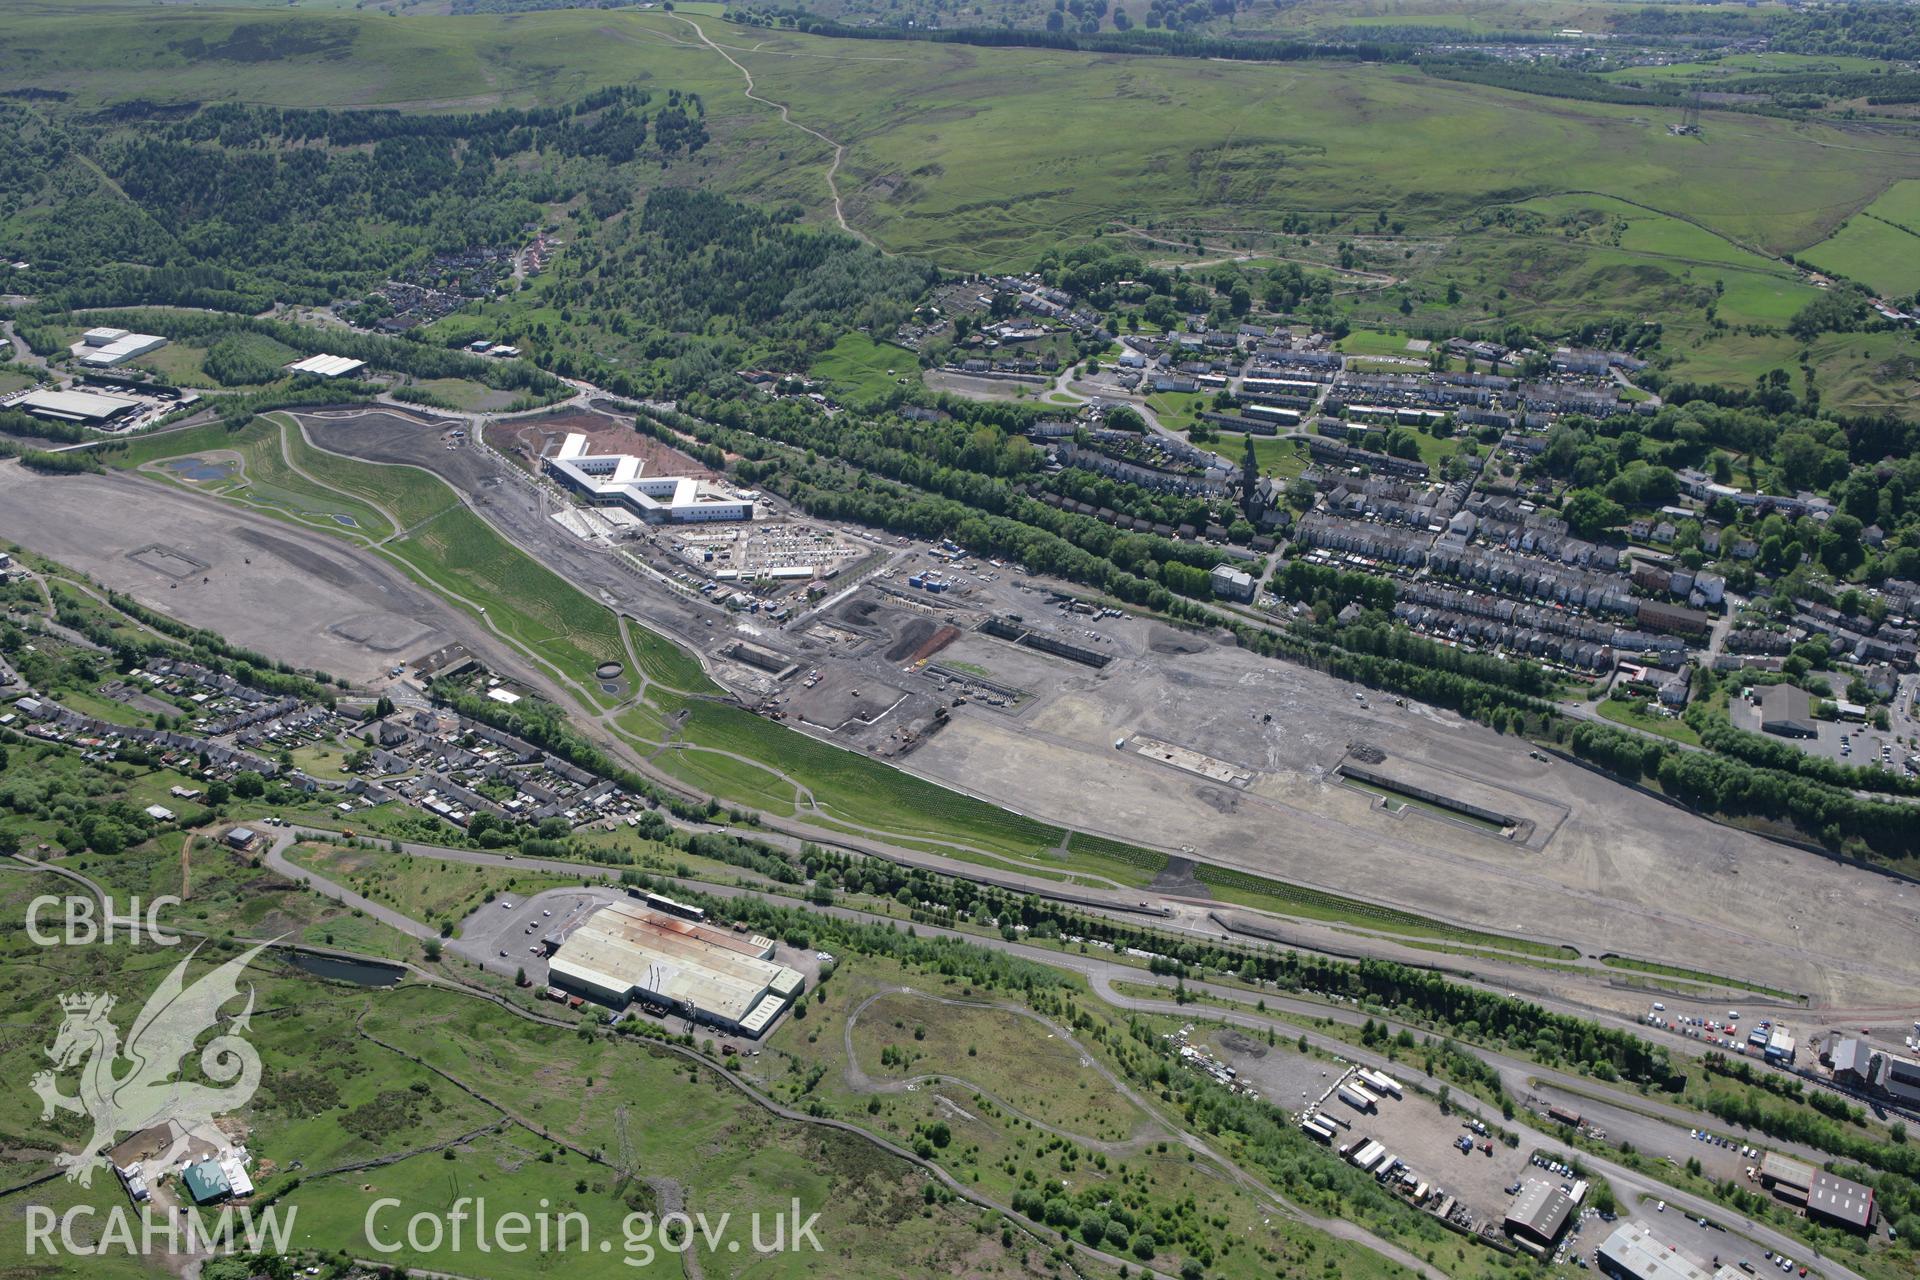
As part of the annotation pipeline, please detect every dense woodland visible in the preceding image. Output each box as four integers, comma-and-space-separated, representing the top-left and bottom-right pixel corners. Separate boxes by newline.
0, 88, 709, 311
1614, 3, 1920, 60
1529, 401, 1920, 585
528, 189, 939, 394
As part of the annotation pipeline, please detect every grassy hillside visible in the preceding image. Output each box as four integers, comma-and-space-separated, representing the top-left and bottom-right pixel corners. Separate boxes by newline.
4, 5, 1915, 277
723, 28, 1919, 265
1798, 179, 1920, 298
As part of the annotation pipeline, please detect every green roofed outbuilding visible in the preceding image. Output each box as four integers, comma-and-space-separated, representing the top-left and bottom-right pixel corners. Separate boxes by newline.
181, 1158, 232, 1205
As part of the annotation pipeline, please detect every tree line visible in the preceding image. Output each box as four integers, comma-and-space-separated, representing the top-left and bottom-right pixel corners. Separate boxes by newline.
1564, 720, 1920, 865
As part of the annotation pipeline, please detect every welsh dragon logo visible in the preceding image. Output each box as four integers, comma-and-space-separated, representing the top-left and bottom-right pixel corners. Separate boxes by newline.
31, 942, 268, 1186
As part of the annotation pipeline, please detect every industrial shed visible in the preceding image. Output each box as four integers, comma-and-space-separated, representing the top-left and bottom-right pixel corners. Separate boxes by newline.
1759, 684, 1817, 738
180, 1158, 232, 1206
1503, 1179, 1574, 1250
285, 353, 367, 379
74, 328, 167, 368
1808, 1171, 1875, 1233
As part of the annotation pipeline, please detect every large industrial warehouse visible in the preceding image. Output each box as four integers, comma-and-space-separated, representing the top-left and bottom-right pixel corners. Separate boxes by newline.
546, 899, 802, 1036
1596, 1222, 1747, 1280
72, 327, 167, 368
16, 387, 142, 426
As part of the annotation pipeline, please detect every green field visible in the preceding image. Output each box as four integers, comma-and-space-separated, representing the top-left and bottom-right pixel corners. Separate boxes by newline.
339, 987, 1041, 1280
728, 27, 1915, 266
652, 695, 1139, 879
401, 376, 529, 412
809, 332, 920, 403
1240, 0, 1790, 35
127, 340, 215, 385
1335, 329, 1424, 358
1668, 328, 1920, 419
390, 504, 630, 676
1211, 431, 1309, 480
1602, 51, 1897, 83
1595, 696, 1703, 747
1477, 193, 1823, 331
173, 416, 402, 538
651, 741, 804, 817
125, 416, 437, 541
623, 615, 724, 694
1146, 389, 1208, 432
286, 421, 461, 529
88, 836, 426, 959
1799, 179, 1920, 298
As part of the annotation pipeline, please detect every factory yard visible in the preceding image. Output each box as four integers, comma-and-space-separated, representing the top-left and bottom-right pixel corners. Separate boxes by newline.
451, 883, 823, 1042
1326, 1089, 1535, 1228
1211, 1032, 1536, 1227
1627, 1202, 1759, 1277
1729, 696, 1917, 774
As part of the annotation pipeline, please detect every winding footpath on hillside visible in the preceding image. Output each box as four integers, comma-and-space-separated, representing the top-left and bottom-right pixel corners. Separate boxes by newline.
1, 850, 1161, 1280
838, 984, 1449, 1277
248, 832, 1446, 1280
667, 13, 871, 248
222, 826, 1868, 1280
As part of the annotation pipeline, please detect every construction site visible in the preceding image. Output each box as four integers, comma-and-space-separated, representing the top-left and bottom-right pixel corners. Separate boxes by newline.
14, 404, 1913, 1017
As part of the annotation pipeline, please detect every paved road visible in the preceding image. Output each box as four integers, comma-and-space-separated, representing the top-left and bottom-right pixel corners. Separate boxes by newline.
262, 827, 435, 941
10, 845, 1185, 1280
256, 822, 1868, 1280
253, 827, 1449, 1279
0, 319, 49, 375
261, 819, 1850, 1155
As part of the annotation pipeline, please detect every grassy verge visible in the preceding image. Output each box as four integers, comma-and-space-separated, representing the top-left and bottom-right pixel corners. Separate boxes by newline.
1598, 955, 1804, 1003
283, 842, 584, 936
1194, 863, 1578, 959
1595, 696, 1703, 747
